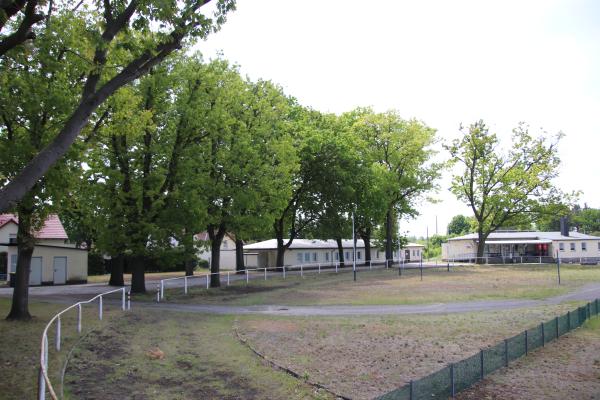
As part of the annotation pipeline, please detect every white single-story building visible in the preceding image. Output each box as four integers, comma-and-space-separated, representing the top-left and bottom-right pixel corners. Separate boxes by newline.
442, 230, 600, 263
243, 238, 425, 268
195, 232, 238, 271
1, 214, 88, 285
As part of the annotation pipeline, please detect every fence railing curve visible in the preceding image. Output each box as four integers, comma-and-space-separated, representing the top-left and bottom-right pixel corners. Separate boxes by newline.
39, 287, 130, 400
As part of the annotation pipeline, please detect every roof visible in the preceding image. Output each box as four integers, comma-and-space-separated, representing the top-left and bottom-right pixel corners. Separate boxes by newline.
448, 231, 600, 242
244, 238, 424, 251
194, 231, 237, 242
0, 214, 69, 239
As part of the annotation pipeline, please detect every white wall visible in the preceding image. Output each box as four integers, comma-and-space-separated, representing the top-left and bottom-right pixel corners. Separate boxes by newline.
7, 245, 88, 284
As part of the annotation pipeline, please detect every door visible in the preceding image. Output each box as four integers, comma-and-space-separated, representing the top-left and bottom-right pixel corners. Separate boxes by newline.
53, 257, 67, 285
29, 257, 42, 286
405, 249, 411, 261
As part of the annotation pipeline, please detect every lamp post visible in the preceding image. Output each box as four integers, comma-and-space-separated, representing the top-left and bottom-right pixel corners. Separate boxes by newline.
352, 211, 357, 281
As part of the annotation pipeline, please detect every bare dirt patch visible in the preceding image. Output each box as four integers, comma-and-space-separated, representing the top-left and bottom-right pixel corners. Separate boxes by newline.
237, 304, 581, 400
456, 317, 600, 400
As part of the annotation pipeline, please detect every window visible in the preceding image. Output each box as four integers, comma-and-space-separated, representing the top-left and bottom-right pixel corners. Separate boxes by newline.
357, 251, 361, 260
376, 250, 380, 259
304, 253, 310, 262
559, 243, 565, 251
335, 252, 339, 261
296, 253, 303, 263
8, 233, 16, 244
325, 253, 330, 262
345, 251, 349, 260
312, 252, 317, 262
412, 250, 416, 256
598, 242, 600, 251
10, 255, 17, 272
582, 242, 587, 252
570, 243, 575, 251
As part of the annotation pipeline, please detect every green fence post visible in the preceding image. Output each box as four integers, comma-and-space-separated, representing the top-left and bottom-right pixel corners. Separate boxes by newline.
480, 349, 484, 379
541, 323, 545, 347
450, 363, 455, 397
525, 330, 528, 356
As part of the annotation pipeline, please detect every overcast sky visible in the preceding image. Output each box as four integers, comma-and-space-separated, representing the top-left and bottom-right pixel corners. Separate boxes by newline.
198, 0, 600, 237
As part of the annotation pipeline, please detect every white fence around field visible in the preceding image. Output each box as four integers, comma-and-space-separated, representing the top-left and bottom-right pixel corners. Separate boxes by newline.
157, 258, 428, 301
39, 287, 131, 400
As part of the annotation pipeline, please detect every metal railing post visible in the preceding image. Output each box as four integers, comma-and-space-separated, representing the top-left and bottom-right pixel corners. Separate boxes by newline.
264, 268, 267, 280
369, 260, 372, 270
283, 266, 286, 279
246, 270, 249, 284
127, 291, 131, 310
227, 272, 230, 286
156, 284, 160, 302
122, 287, 126, 310
335, 262, 338, 273
160, 280, 164, 300
184, 276, 188, 294
77, 303, 82, 333
38, 365, 46, 400
318, 263, 321, 274
301, 265, 304, 278
56, 317, 61, 352
207, 274, 210, 289
98, 295, 103, 320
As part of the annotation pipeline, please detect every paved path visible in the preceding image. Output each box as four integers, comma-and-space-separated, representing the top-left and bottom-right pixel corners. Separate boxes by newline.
137, 282, 600, 317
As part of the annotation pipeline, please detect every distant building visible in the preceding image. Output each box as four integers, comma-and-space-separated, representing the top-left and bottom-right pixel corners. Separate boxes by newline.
243, 239, 424, 269
442, 231, 600, 263
0, 214, 88, 285
194, 232, 237, 270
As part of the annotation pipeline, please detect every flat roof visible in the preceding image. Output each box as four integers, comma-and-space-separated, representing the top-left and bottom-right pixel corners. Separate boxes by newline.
244, 239, 424, 251
448, 231, 600, 242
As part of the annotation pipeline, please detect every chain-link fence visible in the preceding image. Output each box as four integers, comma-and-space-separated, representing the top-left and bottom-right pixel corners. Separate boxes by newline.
376, 299, 600, 400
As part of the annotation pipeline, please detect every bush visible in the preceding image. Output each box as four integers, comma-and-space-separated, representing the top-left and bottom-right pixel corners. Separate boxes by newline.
197, 259, 209, 269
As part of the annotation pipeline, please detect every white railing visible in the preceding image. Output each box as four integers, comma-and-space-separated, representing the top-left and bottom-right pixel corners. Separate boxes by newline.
157, 258, 420, 301
444, 254, 559, 264
39, 287, 130, 400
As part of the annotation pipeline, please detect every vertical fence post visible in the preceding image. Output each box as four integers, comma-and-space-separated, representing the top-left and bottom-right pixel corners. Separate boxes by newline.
504, 339, 508, 367
335, 262, 338, 273
318, 263, 321, 274
207, 274, 210, 289
227, 272, 230, 286
160, 280, 164, 300
555, 316, 559, 338
541, 323, 545, 346
301, 265, 304, 278
283, 266, 286, 279
127, 291, 131, 311
77, 303, 82, 334
264, 268, 267, 280
38, 365, 46, 400
98, 295, 103, 320
450, 363, 455, 397
122, 287, 126, 310
156, 284, 160, 303
56, 316, 61, 352
524, 330, 528, 355
183, 276, 187, 294
246, 270, 249, 284
369, 260, 372, 270
480, 349, 484, 379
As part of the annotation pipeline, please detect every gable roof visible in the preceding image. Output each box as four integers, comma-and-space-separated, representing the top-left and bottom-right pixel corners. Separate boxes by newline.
448, 231, 600, 242
0, 214, 69, 240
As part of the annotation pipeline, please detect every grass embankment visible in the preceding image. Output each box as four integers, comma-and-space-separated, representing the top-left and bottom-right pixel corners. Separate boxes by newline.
157, 264, 600, 306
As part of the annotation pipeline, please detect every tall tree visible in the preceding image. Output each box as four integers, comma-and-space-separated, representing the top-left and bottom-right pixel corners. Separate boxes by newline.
447, 214, 473, 236
354, 110, 441, 261
446, 120, 564, 263
0, 0, 236, 212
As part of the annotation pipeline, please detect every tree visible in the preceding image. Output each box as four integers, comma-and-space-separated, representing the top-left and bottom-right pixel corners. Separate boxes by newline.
0, 0, 236, 213
353, 110, 441, 261
447, 215, 472, 236
1, 12, 88, 319
446, 120, 563, 263
0, 0, 44, 57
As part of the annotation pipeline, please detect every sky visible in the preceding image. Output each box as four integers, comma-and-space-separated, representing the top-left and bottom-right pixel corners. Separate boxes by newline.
198, 0, 600, 237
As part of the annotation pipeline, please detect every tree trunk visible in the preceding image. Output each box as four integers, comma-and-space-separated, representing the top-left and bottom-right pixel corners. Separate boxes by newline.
385, 208, 394, 261
109, 254, 125, 286
235, 238, 245, 273
130, 255, 146, 293
207, 224, 226, 287
274, 219, 287, 269
360, 229, 371, 266
6, 205, 35, 320
336, 237, 345, 268
183, 232, 195, 276
476, 231, 487, 264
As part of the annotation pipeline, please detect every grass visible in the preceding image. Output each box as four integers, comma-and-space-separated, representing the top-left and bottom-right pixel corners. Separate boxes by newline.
155, 264, 600, 306
63, 310, 334, 400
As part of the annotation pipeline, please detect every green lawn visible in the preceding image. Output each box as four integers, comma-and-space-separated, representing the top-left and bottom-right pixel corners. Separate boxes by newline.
156, 264, 600, 306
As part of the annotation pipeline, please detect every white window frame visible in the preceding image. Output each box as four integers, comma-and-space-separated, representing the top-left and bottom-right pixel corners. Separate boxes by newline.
559, 243, 565, 251
357, 251, 361, 260
570, 243, 575, 252
304, 253, 310, 262
312, 252, 317, 262
582, 242, 587, 252
296, 253, 303, 263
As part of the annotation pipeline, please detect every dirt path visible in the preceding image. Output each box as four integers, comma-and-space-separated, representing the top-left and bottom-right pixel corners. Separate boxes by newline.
136, 282, 600, 316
